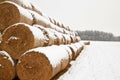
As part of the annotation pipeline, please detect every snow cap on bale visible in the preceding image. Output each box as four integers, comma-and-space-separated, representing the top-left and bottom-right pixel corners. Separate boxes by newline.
0, 0, 43, 16
1, 23, 48, 59
0, 51, 15, 80
0, 1, 33, 33
16, 45, 70, 80
0, 0, 32, 9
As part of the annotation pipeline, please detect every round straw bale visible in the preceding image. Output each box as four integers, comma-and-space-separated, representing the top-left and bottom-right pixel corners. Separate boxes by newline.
34, 25, 57, 45
49, 18, 56, 25
0, 0, 32, 9
54, 31, 64, 45
16, 45, 70, 80
62, 35, 66, 44
62, 35, 67, 44
48, 23, 64, 33
1, 23, 48, 59
48, 28, 64, 45
46, 28, 60, 45
53, 19, 57, 25
70, 43, 82, 59
67, 44, 78, 60
28, 10, 51, 27
63, 29, 71, 34
0, 0, 43, 16
84, 41, 90, 45
70, 31, 76, 36
61, 24, 65, 28
58, 22, 64, 28
48, 17, 54, 23
73, 42, 84, 56
65, 26, 70, 31
69, 35, 75, 43
60, 45, 73, 60
75, 31, 79, 36
0, 51, 15, 80
0, 1, 33, 33
76, 36, 81, 42
63, 34, 71, 44
56, 22, 61, 27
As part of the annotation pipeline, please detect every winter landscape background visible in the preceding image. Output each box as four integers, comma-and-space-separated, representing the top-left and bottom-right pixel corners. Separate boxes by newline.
76, 30, 120, 41
58, 41, 120, 80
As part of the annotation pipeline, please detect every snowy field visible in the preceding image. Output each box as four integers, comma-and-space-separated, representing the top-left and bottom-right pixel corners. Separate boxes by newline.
58, 41, 120, 80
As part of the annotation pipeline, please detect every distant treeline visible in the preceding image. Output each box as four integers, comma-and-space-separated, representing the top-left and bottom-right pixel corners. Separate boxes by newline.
76, 30, 120, 41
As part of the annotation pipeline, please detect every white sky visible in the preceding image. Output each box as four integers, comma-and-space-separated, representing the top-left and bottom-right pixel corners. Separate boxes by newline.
39, 0, 120, 36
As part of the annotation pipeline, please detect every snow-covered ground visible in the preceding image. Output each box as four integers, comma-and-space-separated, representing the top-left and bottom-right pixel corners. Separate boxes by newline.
58, 41, 120, 80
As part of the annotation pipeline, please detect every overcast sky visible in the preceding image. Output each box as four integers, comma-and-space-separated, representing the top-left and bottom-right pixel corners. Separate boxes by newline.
39, 0, 120, 36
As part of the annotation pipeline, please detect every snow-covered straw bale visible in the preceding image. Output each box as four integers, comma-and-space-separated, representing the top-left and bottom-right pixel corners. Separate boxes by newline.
59, 45, 73, 60
48, 28, 65, 45
0, 51, 15, 80
52, 19, 57, 25
34, 25, 57, 45
75, 32, 81, 42
73, 42, 84, 56
0, 1, 33, 33
48, 17, 55, 24
67, 42, 84, 60
63, 34, 71, 44
56, 21, 61, 27
67, 44, 78, 60
48, 17, 71, 31
76, 36, 81, 42
16, 45, 70, 80
48, 23, 65, 33
0, 0, 43, 16
1, 23, 48, 59
84, 41, 90, 45
28, 10, 51, 27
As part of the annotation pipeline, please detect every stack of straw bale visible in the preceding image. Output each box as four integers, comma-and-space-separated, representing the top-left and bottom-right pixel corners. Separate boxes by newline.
16, 42, 84, 80
0, 0, 85, 80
